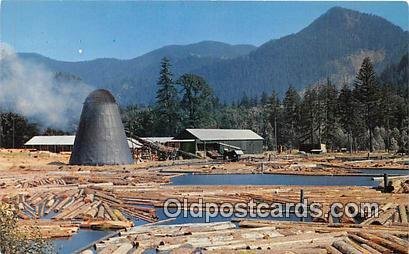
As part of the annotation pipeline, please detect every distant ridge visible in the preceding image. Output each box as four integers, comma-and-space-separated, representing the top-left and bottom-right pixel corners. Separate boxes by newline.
17, 7, 408, 104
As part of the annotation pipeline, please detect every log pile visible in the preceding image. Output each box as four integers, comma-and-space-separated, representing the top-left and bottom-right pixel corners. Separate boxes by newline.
15, 177, 67, 188
360, 202, 409, 226
90, 219, 409, 253
7, 186, 151, 231
17, 220, 79, 239
386, 176, 409, 194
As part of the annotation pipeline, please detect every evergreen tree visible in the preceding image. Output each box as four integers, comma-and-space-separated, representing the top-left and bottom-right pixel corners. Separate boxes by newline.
338, 84, 354, 152
154, 57, 179, 136
282, 86, 301, 149
251, 95, 259, 107
321, 78, 338, 150
353, 57, 380, 152
378, 84, 401, 151
0, 112, 38, 148
260, 91, 270, 105
338, 84, 366, 152
178, 74, 215, 128
299, 85, 322, 145
239, 93, 250, 108
267, 91, 282, 150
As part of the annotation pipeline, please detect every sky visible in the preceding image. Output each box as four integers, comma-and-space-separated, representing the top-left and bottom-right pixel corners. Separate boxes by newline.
1, 1, 408, 61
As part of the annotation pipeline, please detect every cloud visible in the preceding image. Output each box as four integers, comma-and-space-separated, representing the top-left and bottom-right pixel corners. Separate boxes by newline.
0, 43, 93, 130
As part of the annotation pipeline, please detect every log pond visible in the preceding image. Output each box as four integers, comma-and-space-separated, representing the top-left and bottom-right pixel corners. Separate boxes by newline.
52, 171, 408, 253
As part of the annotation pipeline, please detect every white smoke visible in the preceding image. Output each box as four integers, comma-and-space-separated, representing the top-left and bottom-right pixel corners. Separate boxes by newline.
0, 43, 93, 130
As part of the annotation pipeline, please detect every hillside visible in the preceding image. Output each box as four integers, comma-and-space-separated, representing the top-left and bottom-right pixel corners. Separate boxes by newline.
18, 41, 255, 105
17, 7, 408, 104
195, 7, 408, 100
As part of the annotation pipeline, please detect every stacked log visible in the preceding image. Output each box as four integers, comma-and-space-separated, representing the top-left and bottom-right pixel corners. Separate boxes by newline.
361, 203, 408, 226
91, 220, 409, 253
17, 220, 79, 239
9, 188, 138, 231
16, 177, 66, 188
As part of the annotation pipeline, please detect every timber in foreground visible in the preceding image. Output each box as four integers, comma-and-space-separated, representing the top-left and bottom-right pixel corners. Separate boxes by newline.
0, 149, 407, 253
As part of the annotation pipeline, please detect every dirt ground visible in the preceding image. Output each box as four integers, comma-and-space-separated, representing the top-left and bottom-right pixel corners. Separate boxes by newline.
0, 149, 407, 175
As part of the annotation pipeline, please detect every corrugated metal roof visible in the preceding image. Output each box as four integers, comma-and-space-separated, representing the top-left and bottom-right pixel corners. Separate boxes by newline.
141, 137, 174, 143
25, 136, 141, 149
25, 136, 75, 146
185, 129, 263, 141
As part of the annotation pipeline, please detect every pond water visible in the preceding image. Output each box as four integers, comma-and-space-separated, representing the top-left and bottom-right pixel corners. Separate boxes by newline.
52, 229, 111, 254
171, 173, 382, 186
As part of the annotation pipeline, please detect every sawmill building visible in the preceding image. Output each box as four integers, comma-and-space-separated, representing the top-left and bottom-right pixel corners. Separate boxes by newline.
172, 129, 264, 155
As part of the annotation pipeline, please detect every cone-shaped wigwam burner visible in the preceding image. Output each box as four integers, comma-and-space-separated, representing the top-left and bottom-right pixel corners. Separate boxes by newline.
69, 89, 133, 165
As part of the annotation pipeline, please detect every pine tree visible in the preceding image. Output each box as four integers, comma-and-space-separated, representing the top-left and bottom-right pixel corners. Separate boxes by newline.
338, 84, 354, 152
154, 57, 179, 136
267, 91, 282, 150
353, 57, 380, 152
322, 78, 338, 150
299, 86, 317, 144
282, 86, 301, 150
178, 74, 215, 128
260, 91, 270, 105
239, 93, 250, 108
0, 112, 39, 148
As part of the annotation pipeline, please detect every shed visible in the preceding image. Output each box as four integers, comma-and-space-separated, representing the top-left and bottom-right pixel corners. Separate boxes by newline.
24, 135, 75, 153
173, 129, 264, 155
25, 135, 142, 153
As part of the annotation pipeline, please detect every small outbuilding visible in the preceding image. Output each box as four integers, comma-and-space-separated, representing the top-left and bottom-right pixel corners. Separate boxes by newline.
172, 129, 264, 155
24, 135, 142, 153
24, 135, 75, 153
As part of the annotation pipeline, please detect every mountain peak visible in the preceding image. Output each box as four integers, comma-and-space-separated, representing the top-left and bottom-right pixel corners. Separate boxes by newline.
325, 6, 357, 15
304, 6, 405, 35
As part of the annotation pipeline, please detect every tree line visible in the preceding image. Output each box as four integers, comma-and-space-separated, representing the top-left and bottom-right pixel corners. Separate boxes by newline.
0, 112, 68, 148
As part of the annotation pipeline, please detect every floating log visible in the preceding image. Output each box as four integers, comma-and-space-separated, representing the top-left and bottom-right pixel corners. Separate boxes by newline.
111, 243, 133, 254
347, 233, 389, 253
80, 220, 132, 230
97, 205, 105, 219
102, 202, 118, 221
95, 191, 123, 204
332, 240, 362, 254
398, 204, 407, 223
356, 232, 407, 254
84, 193, 94, 203
113, 209, 127, 222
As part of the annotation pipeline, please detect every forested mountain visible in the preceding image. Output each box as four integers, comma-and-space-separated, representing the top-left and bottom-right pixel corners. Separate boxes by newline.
17, 7, 408, 105
380, 53, 408, 88
18, 41, 256, 105
196, 7, 408, 100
